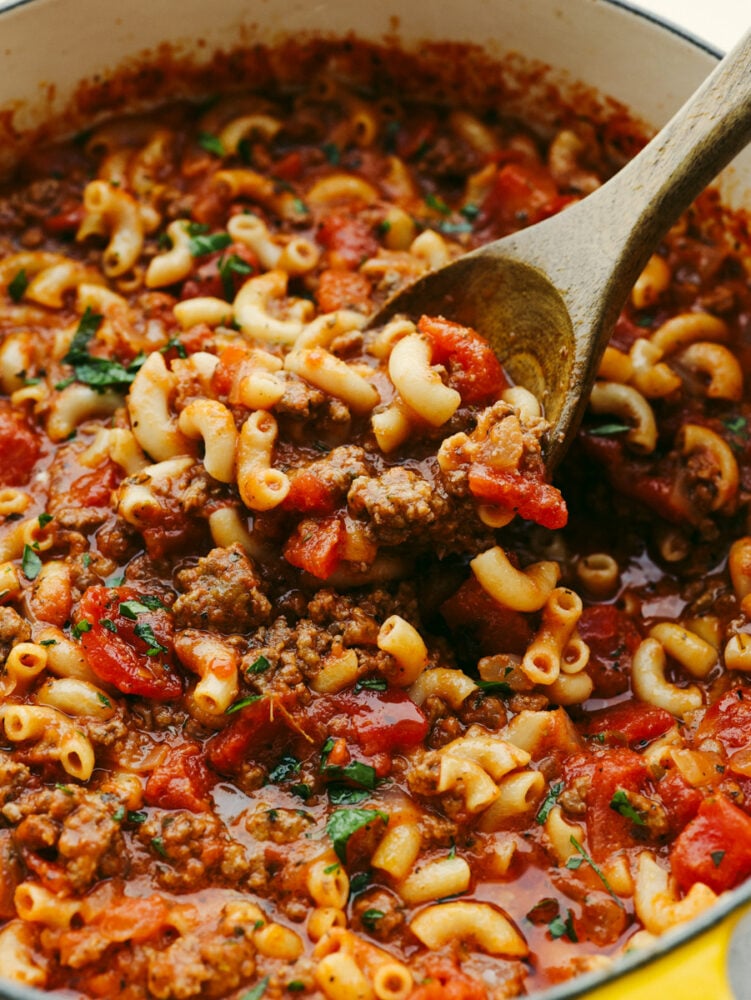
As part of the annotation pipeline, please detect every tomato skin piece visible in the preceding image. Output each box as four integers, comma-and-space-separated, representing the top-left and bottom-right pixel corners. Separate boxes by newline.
670, 795, 751, 893
284, 516, 345, 579
76, 586, 181, 700
144, 743, 214, 812
0, 401, 41, 486
467, 465, 568, 529
441, 576, 532, 656
417, 315, 509, 404
583, 701, 673, 747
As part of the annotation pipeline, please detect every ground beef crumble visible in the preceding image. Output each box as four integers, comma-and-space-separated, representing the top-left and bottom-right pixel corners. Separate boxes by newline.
173, 544, 271, 633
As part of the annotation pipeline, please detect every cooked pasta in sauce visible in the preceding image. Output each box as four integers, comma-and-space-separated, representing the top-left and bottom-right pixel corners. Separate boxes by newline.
1, 36, 751, 1000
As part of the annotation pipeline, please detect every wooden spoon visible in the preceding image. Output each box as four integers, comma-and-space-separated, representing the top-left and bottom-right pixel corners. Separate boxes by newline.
371, 30, 751, 470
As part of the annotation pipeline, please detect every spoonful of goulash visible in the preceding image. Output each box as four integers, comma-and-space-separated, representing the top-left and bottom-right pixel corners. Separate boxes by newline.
371, 30, 751, 473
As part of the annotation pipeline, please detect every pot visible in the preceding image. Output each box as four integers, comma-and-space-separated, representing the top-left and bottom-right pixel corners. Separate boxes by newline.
0, 1, 749, 998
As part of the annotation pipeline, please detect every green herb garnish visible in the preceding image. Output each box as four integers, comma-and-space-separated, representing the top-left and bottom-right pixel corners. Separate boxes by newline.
610, 789, 647, 826
326, 808, 389, 862
198, 132, 225, 157
21, 544, 42, 580
536, 781, 564, 824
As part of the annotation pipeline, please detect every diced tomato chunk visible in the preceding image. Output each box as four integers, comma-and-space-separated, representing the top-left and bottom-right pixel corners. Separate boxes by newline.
76, 586, 181, 700
284, 516, 345, 579
468, 465, 568, 529
417, 315, 509, 403
670, 795, 751, 893
68, 461, 121, 507
481, 162, 560, 231
206, 692, 299, 774
180, 242, 257, 300
577, 605, 642, 698
409, 958, 488, 1000
657, 769, 704, 835
144, 742, 213, 812
584, 701, 673, 747
441, 576, 532, 656
43, 204, 85, 235
0, 401, 41, 485
317, 214, 379, 269
282, 469, 340, 515
96, 895, 171, 943
565, 747, 649, 860
316, 268, 372, 312
308, 688, 429, 756
695, 688, 751, 752
272, 150, 303, 180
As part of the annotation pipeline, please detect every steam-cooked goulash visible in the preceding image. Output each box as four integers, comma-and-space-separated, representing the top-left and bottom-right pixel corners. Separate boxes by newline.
1, 38, 751, 1000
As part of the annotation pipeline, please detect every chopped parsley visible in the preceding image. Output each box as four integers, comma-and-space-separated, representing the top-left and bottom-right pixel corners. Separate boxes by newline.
127, 810, 147, 824
354, 677, 388, 692
99, 618, 117, 633
711, 850, 726, 868
326, 808, 389, 862
198, 131, 225, 157
323, 862, 341, 875
361, 908, 385, 930
348, 871, 371, 897
588, 422, 631, 437
460, 203, 480, 220
225, 695, 262, 715
287, 983, 305, 993
21, 544, 42, 580
268, 754, 302, 783
425, 193, 450, 215
548, 910, 578, 942
37, 513, 53, 528
536, 781, 564, 824
112, 806, 125, 822
151, 836, 168, 857
327, 786, 371, 806
610, 789, 647, 826
218, 253, 253, 299
133, 622, 168, 657
188, 231, 232, 257
62, 307, 145, 391
322, 142, 340, 164
39, 638, 58, 647
119, 599, 155, 619
246, 654, 271, 675
291, 783, 312, 800
71, 619, 92, 639
723, 416, 746, 435
96, 692, 112, 708
55, 783, 73, 796
567, 836, 624, 908
8, 268, 28, 302
241, 977, 270, 1000
475, 678, 513, 697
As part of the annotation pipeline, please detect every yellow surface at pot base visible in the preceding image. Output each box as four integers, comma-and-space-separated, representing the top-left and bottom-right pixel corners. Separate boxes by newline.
580, 906, 749, 1000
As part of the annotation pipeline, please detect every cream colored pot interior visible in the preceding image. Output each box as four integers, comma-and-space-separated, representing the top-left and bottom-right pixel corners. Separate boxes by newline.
0, 0, 749, 204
